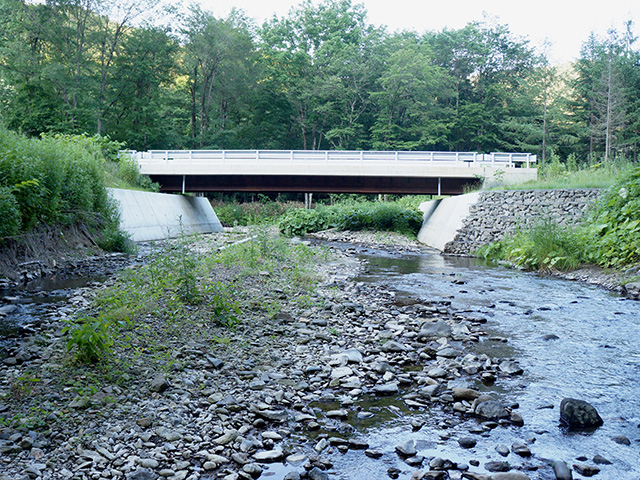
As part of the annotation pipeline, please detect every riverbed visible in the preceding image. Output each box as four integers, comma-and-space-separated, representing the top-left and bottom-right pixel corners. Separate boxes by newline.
0, 232, 638, 480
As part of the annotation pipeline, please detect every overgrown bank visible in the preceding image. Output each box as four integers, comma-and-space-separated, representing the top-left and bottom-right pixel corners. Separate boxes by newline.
477, 165, 640, 279
0, 129, 152, 279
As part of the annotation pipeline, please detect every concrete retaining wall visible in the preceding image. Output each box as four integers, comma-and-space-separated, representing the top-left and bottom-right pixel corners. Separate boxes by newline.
109, 189, 223, 242
418, 189, 602, 255
417, 192, 480, 251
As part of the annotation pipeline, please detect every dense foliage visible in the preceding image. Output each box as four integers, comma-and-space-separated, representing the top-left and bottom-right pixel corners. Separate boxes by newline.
278, 200, 422, 237
1, 0, 639, 165
478, 166, 640, 270
0, 127, 127, 248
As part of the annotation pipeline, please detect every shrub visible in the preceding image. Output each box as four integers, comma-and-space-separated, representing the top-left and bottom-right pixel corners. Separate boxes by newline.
278, 201, 422, 237
63, 316, 113, 364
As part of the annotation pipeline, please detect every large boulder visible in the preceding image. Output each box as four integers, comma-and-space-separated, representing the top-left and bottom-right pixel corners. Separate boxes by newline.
559, 398, 603, 429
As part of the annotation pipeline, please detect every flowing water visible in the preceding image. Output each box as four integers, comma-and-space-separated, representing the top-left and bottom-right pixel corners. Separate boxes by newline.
325, 248, 640, 479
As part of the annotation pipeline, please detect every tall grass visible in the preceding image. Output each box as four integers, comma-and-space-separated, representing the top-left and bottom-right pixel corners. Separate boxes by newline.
501, 154, 634, 191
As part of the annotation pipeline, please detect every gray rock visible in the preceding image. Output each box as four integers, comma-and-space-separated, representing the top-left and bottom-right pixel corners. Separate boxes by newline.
499, 361, 523, 375
458, 437, 476, 449
373, 361, 394, 374
417, 321, 452, 340
332, 348, 363, 364
126, 469, 158, 480
395, 439, 417, 457
242, 463, 263, 478
149, 375, 170, 393
511, 441, 531, 457
495, 445, 509, 457
331, 366, 353, 380
485, 461, 510, 472
552, 461, 572, 480
612, 435, 630, 445
475, 400, 509, 420
308, 467, 329, 480
491, 474, 530, 480
283, 472, 301, 480
592, 454, 612, 465
381, 341, 406, 352
452, 388, 481, 401
365, 449, 383, 458
374, 383, 399, 395
559, 398, 603, 429
573, 463, 600, 477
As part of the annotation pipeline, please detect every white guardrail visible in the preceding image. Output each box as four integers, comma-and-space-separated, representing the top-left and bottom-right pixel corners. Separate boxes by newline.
129, 150, 537, 169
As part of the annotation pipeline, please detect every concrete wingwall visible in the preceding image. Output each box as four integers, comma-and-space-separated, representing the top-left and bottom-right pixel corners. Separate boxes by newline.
109, 188, 223, 242
418, 189, 602, 255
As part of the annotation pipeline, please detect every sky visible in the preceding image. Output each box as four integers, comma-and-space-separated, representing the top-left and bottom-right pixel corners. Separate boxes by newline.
196, 0, 639, 64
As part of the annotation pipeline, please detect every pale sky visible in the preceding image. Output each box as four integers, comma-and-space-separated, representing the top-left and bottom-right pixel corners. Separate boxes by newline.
196, 0, 639, 64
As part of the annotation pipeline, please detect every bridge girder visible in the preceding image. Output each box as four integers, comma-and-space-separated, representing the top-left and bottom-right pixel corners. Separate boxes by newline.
149, 174, 482, 196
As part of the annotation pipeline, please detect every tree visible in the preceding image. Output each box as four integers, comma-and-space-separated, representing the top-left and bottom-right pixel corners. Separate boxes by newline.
182, 7, 257, 148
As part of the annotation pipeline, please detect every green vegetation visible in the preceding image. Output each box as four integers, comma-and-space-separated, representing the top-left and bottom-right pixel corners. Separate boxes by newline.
478, 166, 640, 271
278, 200, 423, 237
0, 0, 638, 167
64, 229, 326, 365
0, 127, 129, 248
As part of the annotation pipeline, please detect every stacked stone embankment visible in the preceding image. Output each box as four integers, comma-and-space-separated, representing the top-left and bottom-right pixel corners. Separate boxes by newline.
444, 189, 602, 255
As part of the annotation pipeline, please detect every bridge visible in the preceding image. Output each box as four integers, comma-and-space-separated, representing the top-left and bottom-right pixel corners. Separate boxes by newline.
131, 150, 537, 195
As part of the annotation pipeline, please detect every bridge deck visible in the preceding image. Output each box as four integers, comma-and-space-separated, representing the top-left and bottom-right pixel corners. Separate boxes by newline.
130, 150, 537, 194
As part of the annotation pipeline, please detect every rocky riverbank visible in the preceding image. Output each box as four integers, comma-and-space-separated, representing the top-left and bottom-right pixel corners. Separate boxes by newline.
0, 230, 627, 480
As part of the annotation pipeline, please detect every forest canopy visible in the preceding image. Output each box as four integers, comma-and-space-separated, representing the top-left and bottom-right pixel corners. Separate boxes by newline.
1, 0, 639, 164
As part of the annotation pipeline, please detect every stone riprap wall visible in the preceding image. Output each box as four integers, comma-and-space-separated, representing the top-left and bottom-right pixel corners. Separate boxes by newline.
443, 189, 602, 255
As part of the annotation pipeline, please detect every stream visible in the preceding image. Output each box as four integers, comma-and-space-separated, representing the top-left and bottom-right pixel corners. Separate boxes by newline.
323, 248, 640, 479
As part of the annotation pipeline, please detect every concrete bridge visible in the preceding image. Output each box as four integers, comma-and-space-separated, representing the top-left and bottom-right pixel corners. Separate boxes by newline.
131, 150, 537, 195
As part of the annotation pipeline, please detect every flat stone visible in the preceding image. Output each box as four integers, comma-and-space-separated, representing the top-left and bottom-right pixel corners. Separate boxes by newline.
126, 469, 158, 480
452, 388, 481, 401
490, 474, 530, 480
331, 366, 353, 380
381, 340, 406, 352
253, 450, 284, 462
417, 321, 452, 340
485, 461, 510, 472
373, 383, 399, 395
